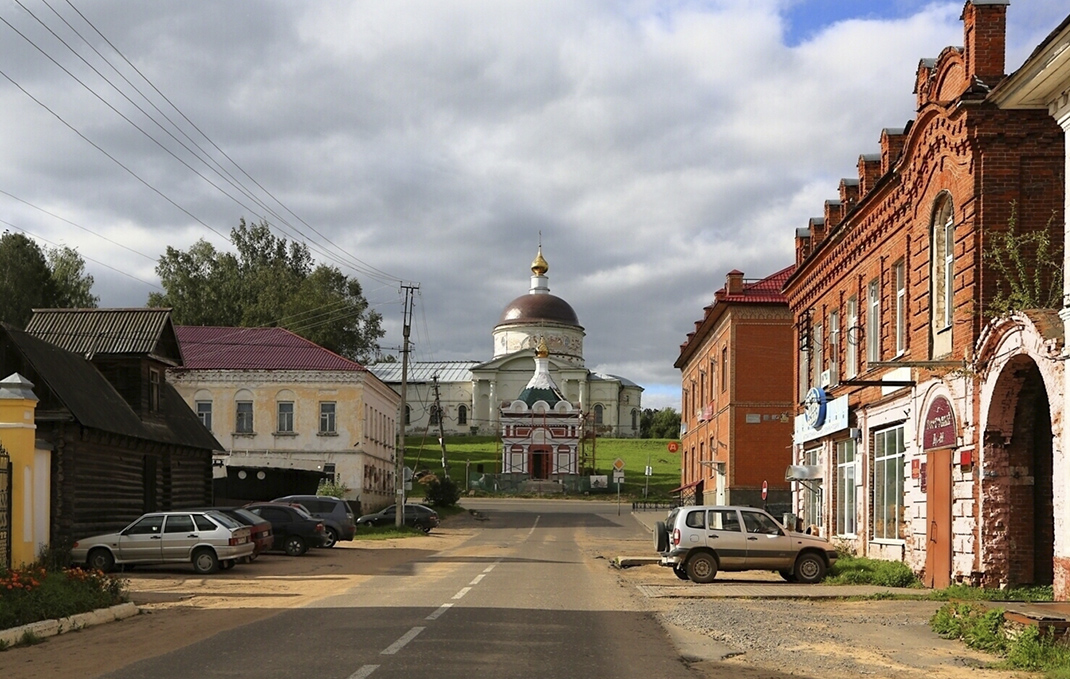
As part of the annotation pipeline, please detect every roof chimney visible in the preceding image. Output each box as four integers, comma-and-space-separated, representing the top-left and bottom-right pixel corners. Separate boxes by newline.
961, 0, 1008, 86
726, 270, 744, 295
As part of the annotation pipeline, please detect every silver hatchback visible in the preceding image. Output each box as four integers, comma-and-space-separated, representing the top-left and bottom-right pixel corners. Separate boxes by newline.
71, 511, 254, 574
655, 505, 838, 583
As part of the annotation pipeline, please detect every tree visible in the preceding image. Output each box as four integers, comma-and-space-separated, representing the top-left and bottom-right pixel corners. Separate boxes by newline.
0, 232, 97, 328
48, 245, 99, 309
983, 203, 1063, 317
640, 407, 681, 439
150, 219, 385, 363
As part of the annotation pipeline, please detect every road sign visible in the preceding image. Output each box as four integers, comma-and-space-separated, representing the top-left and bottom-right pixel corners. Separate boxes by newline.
761, 480, 768, 500
613, 457, 625, 471
613, 470, 624, 482
667, 441, 679, 453
645, 465, 653, 476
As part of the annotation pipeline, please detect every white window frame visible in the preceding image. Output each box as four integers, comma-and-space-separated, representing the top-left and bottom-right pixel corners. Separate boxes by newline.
196, 401, 212, 431
812, 322, 824, 388
846, 296, 858, 379
802, 446, 822, 529
236, 401, 254, 434
866, 279, 880, 365
894, 260, 906, 356
277, 401, 295, 433
319, 402, 336, 434
828, 310, 840, 387
835, 438, 857, 536
872, 425, 905, 541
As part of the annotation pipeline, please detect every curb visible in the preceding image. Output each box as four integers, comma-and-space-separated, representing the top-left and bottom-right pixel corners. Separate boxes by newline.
0, 602, 139, 648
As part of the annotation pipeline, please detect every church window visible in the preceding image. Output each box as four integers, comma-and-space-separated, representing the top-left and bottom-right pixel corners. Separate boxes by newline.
631, 409, 638, 431
404, 405, 411, 425
594, 404, 604, 425
458, 405, 467, 425
429, 405, 440, 426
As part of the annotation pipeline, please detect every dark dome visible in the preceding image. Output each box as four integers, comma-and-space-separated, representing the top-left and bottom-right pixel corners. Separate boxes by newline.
497, 293, 580, 327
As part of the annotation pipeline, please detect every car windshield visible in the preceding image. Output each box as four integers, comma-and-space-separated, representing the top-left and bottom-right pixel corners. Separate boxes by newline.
206, 511, 242, 529
231, 508, 263, 524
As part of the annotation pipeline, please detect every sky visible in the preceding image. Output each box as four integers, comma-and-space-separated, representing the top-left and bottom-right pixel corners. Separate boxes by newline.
0, 1, 1067, 412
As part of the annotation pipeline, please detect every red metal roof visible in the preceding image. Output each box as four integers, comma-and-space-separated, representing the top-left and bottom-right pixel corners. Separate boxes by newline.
716, 265, 794, 303
175, 326, 366, 372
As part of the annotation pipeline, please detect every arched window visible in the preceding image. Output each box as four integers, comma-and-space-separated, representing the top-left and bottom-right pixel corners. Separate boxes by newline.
457, 405, 467, 425
594, 404, 604, 425
930, 195, 955, 357
404, 404, 411, 425
429, 405, 440, 426
631, 409, 639, 430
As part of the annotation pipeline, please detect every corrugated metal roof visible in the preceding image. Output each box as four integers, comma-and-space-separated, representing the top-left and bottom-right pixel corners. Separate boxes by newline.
26, 308, 180, 363
369, 361, 479, 384
174, 326, 366, 372
718, 265, 794, 303
1, 324, 220, 451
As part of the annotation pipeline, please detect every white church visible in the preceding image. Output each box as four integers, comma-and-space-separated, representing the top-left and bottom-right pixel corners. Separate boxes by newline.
370, 247, 644, 438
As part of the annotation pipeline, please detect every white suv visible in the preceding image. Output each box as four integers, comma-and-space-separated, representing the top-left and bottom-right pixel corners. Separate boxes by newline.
655, 505, 837, 583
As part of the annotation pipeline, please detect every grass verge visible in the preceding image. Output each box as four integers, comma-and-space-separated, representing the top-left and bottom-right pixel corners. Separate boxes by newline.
0, 562, 128, 638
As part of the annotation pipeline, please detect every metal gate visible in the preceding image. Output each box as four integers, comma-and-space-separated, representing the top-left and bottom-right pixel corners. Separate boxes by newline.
0, 447, 10, 570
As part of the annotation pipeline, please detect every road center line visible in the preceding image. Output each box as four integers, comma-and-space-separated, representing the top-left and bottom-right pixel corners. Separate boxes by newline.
482, 565, 496, 573
452, 587, 471, 600
426, 603, 453, 620
528, 515, 540, 535
469, 574, 485, 585
348, 665, 379, 679
381, 627, 425, 655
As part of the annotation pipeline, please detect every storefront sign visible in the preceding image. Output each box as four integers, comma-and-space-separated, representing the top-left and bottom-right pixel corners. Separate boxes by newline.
793, 394, 849, 444
923, 397, 956, 450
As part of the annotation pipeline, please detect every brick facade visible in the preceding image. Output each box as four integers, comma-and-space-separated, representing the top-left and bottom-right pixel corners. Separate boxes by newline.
783, 1, 1065, 590
676, 267, 795, 510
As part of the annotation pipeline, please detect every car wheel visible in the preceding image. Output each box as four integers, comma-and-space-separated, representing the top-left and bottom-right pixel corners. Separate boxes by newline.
322, 528, 338, 548
686, 552, 718, 584
284, 535, 308, 557
673, 565, 689, 581
418, 523, 431, 534
778, 569, 798, 583
87, 548, 115, 573
192, 548, 219, 575
654, 521, 669, 553
794, 553, 827, 584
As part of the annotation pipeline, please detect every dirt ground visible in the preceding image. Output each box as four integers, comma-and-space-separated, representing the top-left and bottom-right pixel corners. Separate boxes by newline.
0, 512, 1038, 679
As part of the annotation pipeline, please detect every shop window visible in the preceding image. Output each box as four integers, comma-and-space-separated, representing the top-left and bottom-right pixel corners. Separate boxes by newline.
872, 425, 905, 540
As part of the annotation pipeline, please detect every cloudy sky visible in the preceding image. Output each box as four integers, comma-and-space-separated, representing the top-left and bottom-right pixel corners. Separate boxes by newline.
0, 1, 1066, 410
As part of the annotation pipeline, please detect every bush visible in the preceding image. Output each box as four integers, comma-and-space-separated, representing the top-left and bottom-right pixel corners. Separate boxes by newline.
317, 479, 350, 499
826, 553, 921, 588
931, 601, 1070, 674
0, 564, 127, 631
420, 474, 461, 508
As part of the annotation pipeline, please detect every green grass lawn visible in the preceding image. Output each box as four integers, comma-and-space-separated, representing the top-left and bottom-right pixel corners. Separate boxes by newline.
402, 436, 683, 499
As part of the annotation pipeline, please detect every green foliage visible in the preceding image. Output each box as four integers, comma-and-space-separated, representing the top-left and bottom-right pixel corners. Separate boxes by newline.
0, 563, 127, 631
930, 584, 1054, 602
984, 203, 1063, 317
421, 474, 461, 507
0, 232, 96, 328
352, 525, 426, 540
931, 602, 1070, 675
317, 479, 350, 499
149, 218, 385, 363
640, 408, 681, 439
46, 245, 99, 309
826, 553, 921, 588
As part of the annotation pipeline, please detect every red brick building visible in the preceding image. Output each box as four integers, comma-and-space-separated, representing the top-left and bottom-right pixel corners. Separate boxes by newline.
783, 1, 1065, 591
675, 267, 795, 510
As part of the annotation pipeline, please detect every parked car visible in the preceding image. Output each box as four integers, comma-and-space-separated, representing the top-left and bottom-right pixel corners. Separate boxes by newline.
244, 502, 327, 556
356, 504, 440, 533
654, 505, 838, 583
71, 510, 254, 575
185, 507, 274, 560
273, 495, 356, 548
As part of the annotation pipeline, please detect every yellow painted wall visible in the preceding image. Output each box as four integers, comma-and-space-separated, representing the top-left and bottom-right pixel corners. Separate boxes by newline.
0, 375, 42, 568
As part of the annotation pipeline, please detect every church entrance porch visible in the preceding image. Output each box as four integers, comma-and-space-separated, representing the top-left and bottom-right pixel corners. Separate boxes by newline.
530, 447, 551, 480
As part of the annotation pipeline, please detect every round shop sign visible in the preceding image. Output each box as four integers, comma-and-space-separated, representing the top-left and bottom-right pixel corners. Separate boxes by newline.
923, 396, 956, 450
803, 387, 827, 429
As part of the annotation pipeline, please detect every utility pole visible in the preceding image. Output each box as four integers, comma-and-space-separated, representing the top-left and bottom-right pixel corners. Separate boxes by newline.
432, 374, 450, 480
396, 283, 418, 529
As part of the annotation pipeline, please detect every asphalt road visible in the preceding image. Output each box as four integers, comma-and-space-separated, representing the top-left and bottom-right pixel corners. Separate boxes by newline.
96, 499, 696, 679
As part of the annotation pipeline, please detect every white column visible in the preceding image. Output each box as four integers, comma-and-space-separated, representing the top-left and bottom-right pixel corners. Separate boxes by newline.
1057, 96, 1070, 600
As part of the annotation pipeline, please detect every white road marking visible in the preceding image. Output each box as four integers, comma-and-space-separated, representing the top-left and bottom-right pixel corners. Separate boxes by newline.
381, 627, 425, 655
348, 665, 379, 679
528, 515, 541, 535
452, 587, 471, 600
426, 603, 453, 620
482, 565, 496, 573
469, 574, 485, 585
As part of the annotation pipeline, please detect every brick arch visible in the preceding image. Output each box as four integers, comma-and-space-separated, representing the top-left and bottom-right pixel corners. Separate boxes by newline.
976, 313, 1063, 588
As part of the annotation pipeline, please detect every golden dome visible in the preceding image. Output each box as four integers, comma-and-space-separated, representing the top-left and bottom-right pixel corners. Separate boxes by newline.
531, 247, 548, 276
535, 338, 549, 358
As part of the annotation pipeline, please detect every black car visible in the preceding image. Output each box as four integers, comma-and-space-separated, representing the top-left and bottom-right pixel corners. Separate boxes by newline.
356, 504, 440, 533
244, 502, 327, 556
273, 495, 356, 548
